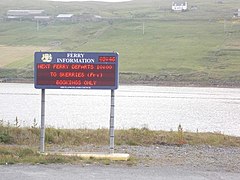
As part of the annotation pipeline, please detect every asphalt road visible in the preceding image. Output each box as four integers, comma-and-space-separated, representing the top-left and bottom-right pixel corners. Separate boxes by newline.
0, 164, 239, 180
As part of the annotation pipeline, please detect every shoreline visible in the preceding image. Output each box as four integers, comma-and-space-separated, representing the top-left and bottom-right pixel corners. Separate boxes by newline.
1, 79, 240, 138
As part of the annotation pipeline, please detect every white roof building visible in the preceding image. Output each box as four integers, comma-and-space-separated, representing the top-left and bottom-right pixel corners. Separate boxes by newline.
34, 16, 51, 21
56, 14, 74, 18
172, 2, 188, 11
7, 10, 45, 16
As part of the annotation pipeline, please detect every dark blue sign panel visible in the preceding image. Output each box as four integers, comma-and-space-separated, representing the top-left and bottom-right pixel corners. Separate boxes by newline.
34, 52, 119, 89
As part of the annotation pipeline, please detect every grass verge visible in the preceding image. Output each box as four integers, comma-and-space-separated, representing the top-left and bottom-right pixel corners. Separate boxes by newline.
0, 124, 240, 165
1, 125, 240, 147
0, 145, 136, 165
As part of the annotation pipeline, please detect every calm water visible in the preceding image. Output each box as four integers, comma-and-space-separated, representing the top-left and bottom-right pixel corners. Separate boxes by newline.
0, 83, 240, 136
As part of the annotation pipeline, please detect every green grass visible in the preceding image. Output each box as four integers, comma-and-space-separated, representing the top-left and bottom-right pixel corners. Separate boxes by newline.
0, 145, 114, 165
1, 123, 240, 164
0, 145, 137, 165
1, 0, 240, 85
1, 123, 240, 147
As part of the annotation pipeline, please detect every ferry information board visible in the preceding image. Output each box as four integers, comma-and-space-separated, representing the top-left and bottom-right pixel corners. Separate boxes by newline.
34, 52, 119, 89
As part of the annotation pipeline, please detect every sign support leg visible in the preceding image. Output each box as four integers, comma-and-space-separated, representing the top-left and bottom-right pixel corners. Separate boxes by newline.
109, 90, 115, 154
40, 89, 46, 153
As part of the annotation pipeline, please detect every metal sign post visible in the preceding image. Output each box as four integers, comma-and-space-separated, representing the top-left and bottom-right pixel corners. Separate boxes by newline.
34, 52, 119, 154
40, 89, 46, 153
109, 89, 115, 154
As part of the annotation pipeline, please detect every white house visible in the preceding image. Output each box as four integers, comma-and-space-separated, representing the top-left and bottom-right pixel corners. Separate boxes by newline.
233, 9, 240, 18
172, 2, 188, 11
56, 14, 74, 21
237, 9, 240, 17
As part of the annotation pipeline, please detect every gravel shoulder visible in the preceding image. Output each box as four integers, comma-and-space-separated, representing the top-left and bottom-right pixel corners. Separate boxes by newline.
47, 144, 240, 173
1, 144, 240, 179
1, 164, 240, 180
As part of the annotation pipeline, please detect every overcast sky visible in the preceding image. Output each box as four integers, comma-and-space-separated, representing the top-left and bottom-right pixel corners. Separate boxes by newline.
49, 0, 131, 2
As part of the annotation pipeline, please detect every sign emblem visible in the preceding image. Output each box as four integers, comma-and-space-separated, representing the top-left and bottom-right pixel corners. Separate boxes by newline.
41, 53, 52, 63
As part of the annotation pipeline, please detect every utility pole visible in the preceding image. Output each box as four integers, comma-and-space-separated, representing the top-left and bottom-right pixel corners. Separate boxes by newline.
142, 22, 145, 35
36, 20, 39, 31
224, 19, 226, 33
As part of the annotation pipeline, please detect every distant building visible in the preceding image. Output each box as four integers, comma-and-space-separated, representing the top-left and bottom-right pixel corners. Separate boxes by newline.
34, 16, 51, 23
216, 0, 223, 4
56, 14, 74, 21
94, 15, 102, 19
78, 13, 95, 21
172, 2, 188, 11
76, 13, 102, 22
237, 9, 240, 16
93, 15, 103, 22
7, 10, 45, 20
7, 16, 22, 20
233, 9, 240, 18
190, 5, 198, 10
7, 10, 45, 16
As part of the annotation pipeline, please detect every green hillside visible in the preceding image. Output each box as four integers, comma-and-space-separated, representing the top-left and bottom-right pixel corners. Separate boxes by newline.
1, 0, 240, 86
